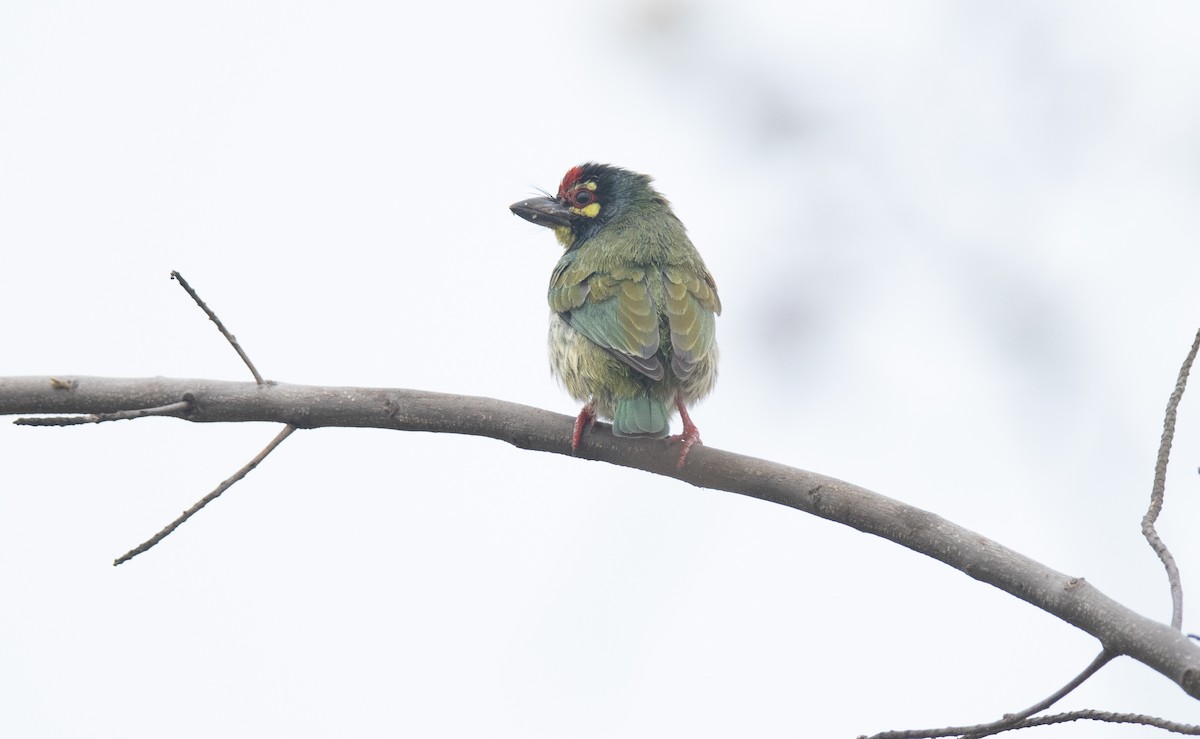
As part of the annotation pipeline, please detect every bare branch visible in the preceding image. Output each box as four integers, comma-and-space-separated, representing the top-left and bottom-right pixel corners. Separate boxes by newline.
113, 423, 297, 565
1143, 326, 1200, 630
863, 650, 1116, 739
3, 375, 1200, 699
171, 271, 265, 385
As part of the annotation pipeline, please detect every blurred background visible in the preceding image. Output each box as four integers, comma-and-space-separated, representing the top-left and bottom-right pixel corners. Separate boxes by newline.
2, 1, 1199, 736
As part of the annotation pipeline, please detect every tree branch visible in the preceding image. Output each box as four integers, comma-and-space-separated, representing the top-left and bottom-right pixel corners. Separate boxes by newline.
3, 375, 1200, 700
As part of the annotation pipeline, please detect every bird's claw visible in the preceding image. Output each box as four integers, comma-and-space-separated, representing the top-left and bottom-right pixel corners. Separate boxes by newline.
667, 428, 702, 468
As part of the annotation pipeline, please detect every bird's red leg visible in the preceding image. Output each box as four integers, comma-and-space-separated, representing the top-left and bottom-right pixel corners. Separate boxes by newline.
572, 402, 596, 453
668, 394, 702, 468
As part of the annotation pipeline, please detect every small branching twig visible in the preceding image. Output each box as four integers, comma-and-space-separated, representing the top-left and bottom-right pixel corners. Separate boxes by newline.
113, 424, 297, 566
861, 650, 1115, 739
171, 270, 265, 385
1143, 326, 1200, 630
110, 274, 294, 564
14, 400, 192, 427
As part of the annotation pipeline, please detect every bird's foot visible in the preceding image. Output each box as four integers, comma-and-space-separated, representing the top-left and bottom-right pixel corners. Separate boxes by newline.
572, 403, 596, 453
667, 399, 702, 468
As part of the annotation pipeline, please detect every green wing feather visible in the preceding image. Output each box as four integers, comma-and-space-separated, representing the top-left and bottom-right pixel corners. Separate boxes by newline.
549, 258, 664, 380
662, 266, 720, 381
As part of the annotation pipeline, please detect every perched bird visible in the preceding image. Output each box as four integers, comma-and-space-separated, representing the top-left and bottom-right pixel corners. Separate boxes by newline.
509, 163, 721, 467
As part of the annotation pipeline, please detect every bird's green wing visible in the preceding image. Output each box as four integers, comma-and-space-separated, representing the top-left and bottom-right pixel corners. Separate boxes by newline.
549, 258, 664, 380
662, 266, 721, 381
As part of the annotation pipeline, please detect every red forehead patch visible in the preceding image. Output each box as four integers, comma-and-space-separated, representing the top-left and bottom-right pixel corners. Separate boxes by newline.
558, 165, 585, 197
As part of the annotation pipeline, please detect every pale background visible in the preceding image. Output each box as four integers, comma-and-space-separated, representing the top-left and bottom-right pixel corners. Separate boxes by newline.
2, 1, 1199, 737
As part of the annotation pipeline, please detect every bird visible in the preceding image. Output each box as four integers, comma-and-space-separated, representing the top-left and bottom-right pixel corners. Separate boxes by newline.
509, 163, 721, 468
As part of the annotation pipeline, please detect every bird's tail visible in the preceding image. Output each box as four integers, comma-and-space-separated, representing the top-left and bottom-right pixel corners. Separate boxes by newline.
611, 396, 669, 438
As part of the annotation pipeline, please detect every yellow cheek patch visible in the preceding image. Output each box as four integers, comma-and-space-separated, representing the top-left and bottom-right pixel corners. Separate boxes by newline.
554, 225, 575, 248
569, 202, 601, 218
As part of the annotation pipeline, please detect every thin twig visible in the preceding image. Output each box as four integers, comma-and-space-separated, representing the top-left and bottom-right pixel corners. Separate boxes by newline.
861, 650, 1116, 739
1142, 326, 1200, 630
171, 270, 265, 385
1001, 709, 1200, 735
14, 400, 191, 426
113, 424, 296, 565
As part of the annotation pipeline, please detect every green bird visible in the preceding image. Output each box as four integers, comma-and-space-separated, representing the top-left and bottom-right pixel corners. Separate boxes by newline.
510, 163, 721, 467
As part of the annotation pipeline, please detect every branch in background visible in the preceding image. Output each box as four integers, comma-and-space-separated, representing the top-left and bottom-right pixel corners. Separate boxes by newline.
1143, 326, 1200, 630
2, 374, 1199, 702
868, 325, 1200, 738
862, 650, 1116, 739
993, 710, 1200, 735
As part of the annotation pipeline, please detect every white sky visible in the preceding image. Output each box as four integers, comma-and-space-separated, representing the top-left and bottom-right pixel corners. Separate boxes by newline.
2, 1, 1200, 737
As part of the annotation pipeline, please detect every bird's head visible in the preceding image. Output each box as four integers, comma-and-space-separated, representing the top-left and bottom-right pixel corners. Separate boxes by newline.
510, 163, 661, 248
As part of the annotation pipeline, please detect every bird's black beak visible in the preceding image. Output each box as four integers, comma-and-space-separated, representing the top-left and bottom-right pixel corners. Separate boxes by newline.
510, 196, 572, 229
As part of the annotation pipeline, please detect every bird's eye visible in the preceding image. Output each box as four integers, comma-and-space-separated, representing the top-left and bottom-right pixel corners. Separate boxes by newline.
572, 189, 594, 206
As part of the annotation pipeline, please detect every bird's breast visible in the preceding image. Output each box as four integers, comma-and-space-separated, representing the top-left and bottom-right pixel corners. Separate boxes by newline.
548, 312, 594, 403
